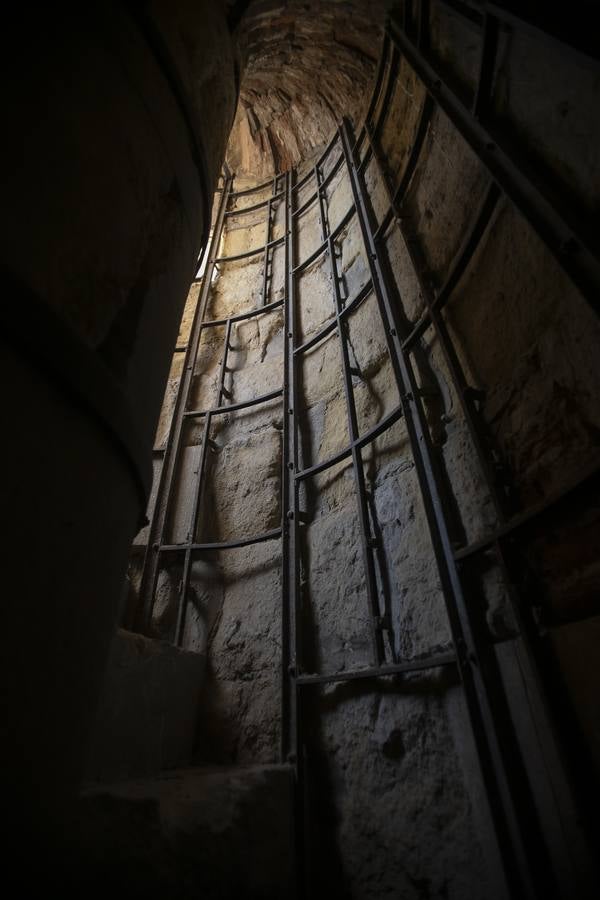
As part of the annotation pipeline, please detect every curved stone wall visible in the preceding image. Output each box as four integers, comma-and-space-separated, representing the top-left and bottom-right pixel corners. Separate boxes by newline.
128, 4, 600, 897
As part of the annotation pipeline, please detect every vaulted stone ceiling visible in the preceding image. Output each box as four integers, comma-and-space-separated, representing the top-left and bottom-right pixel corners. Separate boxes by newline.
226, 0, 391, 178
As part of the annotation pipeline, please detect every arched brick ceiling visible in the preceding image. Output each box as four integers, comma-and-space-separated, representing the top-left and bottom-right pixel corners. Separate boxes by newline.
227, 0, 390, 178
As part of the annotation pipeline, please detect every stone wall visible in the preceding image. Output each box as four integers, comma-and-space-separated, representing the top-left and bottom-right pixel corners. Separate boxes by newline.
128, 163, 503, 899
128, 8, 600, 898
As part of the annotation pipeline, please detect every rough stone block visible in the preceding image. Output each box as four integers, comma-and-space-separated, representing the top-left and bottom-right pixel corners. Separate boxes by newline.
74, 764, 294, 899
85, 629, 205, 782
549, 616, 600, 776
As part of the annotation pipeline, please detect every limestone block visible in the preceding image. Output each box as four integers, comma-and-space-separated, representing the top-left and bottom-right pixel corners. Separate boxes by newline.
364, 152, 389, 226
448, 200, 600, 504
320, 391, 351, 461
384, 223, 425, 323
198, 540, 282, 763
85, 630, 205, 782
336, 217, 367, 286
493, 25, 600, 208
228, 309, 284, 402
167, 442, 202, 544
298, 197, 323, 262
182, 557, 224, 655
75, 765, 294, 898
299, 331, 346, 407
346, 290, 391, 373
208, 255, 264, 319
325, 165, 353, 234
306, 682, 499, 900
353, 361, 400, 438
154, 353, 184, 448
229, 182, 272, 212
430, 0, 481, 93
297, 256, 335, 341
178, 282, 201, 345
380, 59, 427, 183
340, 250, 370, 302
203, 425, 281, 542
418, 328, 498, 545
406, 107, 488, 283
371, 457, 452, 660
269, 242, 286, 301
305, 504, 372, 673
302, 456, 355, 521
187, 322, 226, 411
222, 212, 266, 258
549, 617, 600, 776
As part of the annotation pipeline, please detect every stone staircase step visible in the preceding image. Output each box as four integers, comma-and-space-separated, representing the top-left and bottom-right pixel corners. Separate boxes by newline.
73, 764, 295, 899
85, 628, 206, 782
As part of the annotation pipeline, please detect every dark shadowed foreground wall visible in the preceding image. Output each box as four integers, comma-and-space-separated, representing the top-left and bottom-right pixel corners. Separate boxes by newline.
0, 0, 237, 861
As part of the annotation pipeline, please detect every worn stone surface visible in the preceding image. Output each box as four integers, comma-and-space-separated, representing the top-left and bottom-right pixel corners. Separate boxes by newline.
493, 27, 600, 214
304, 676, 504, 900
85, 630, 205, 782
129, 11, 600, 895
549, 617, 600, 775
447, 199, 600, 507
227, 1, 392, 178
194, 540, 282, 764
73, 765, 294, 899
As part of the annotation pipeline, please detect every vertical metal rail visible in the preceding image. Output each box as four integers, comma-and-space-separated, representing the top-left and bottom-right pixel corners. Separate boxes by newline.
362, 127, 508, 522
261, 175, 277, 306
282, 167, 305, 900
137, 173, 233, 633
340, 117, 555, 899
313, 155, 386, 667
376, 6, 598, 893
387, 8, 600, 317
282, 168, 300, 763
361, 87, 590, 897
473, 10, 500, 119
175, 315, 232, 643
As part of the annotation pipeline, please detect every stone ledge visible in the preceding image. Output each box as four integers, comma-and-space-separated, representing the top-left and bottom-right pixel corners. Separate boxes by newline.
74, 765, 294, 899
85, 628, 206, 782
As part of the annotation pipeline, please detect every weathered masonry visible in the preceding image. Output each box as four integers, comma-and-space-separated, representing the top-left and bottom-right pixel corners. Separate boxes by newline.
120, 8, 600, 899
1, 2, 599, 899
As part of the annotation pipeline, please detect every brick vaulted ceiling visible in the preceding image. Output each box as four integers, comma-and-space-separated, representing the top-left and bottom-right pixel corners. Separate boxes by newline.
226, 0, 391, 178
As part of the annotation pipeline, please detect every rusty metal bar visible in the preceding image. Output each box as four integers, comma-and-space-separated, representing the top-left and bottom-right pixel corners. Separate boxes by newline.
214, 233, 285, 265
293, 151, 345, 218
261, 176, 277, 306
454, 456, 600, 563
315, 158, 386, 667
160, 527, 282, 554
387, 13, 600, 318
297, 650, 456, 686
184, 387, 283, 420
137, 172, 233, 634
295, 404, 404, 483
202, 297, 284, 329
438, 0, 600, 63
473, 9, 500, 119
292, 203, 356, 274
282, 168, 300, 763
294, 280, 374, 355
400, 181, 500, 350
373, 92, 435, 241
175, 410, 211, 644
341, 115, 553, 899
224, 191, 285, 217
